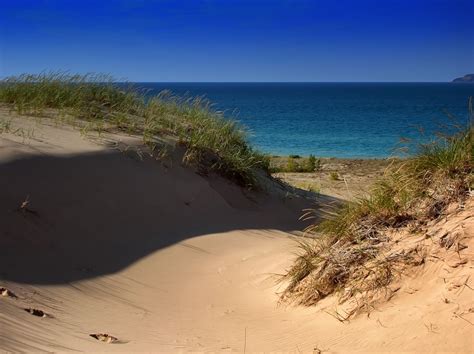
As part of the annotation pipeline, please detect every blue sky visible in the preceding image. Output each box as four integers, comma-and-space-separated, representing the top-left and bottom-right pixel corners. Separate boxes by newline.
0, 0, 472, 82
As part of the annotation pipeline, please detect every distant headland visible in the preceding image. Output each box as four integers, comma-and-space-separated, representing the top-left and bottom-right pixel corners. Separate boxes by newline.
452, 74, 474, 83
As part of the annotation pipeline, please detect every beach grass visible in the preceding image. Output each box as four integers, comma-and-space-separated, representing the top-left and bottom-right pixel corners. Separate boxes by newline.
281, 101, 473, 315
0, 72, 269, 187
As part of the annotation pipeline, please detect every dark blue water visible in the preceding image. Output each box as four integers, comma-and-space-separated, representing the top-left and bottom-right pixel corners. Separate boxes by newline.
136, 83, 473, 158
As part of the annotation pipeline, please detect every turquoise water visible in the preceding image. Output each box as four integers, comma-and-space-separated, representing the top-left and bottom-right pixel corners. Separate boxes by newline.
138, 83, 473, 158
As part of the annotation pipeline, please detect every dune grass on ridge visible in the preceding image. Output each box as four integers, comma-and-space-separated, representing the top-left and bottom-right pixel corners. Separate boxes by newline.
281, 101, 473, 316
0, 72, 269, 187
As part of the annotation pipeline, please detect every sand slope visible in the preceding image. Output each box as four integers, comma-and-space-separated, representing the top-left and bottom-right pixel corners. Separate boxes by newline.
1, 114, 473, 352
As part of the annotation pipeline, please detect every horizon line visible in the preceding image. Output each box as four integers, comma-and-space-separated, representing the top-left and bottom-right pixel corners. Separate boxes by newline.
119, 81, 463, 84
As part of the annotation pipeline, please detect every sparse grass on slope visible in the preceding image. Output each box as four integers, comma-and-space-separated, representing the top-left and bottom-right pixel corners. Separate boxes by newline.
281, 100, 473, 317
0, 73, 269, 187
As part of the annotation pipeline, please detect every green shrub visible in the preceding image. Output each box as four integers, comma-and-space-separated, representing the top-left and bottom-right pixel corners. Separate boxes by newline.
305, 154, 320, 172
282, 155, 320, 172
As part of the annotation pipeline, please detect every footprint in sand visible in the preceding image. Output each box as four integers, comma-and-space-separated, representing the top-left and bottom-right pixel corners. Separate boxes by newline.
89, 333, 119, 344
24, 308, 51, 318
1, 287, 18, 299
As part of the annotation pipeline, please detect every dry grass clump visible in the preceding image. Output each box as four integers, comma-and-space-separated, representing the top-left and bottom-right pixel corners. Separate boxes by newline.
0, 73, 268, 187
281, 101, 473, 316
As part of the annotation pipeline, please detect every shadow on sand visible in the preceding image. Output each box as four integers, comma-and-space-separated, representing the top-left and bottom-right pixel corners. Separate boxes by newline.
0, 150, 341, 284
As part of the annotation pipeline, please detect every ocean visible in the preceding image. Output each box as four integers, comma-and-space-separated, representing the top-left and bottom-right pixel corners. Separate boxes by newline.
136, 83, 473, 158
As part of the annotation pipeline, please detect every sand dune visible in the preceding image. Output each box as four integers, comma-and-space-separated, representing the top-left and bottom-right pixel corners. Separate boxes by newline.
1, 114, 473, 352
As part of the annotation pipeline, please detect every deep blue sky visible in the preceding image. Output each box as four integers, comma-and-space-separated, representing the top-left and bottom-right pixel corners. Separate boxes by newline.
1, 0, 472, 82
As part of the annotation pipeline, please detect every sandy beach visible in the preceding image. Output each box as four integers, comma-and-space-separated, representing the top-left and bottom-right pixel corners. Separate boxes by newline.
271, 156, 395, 200
1, 109, 473, 352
